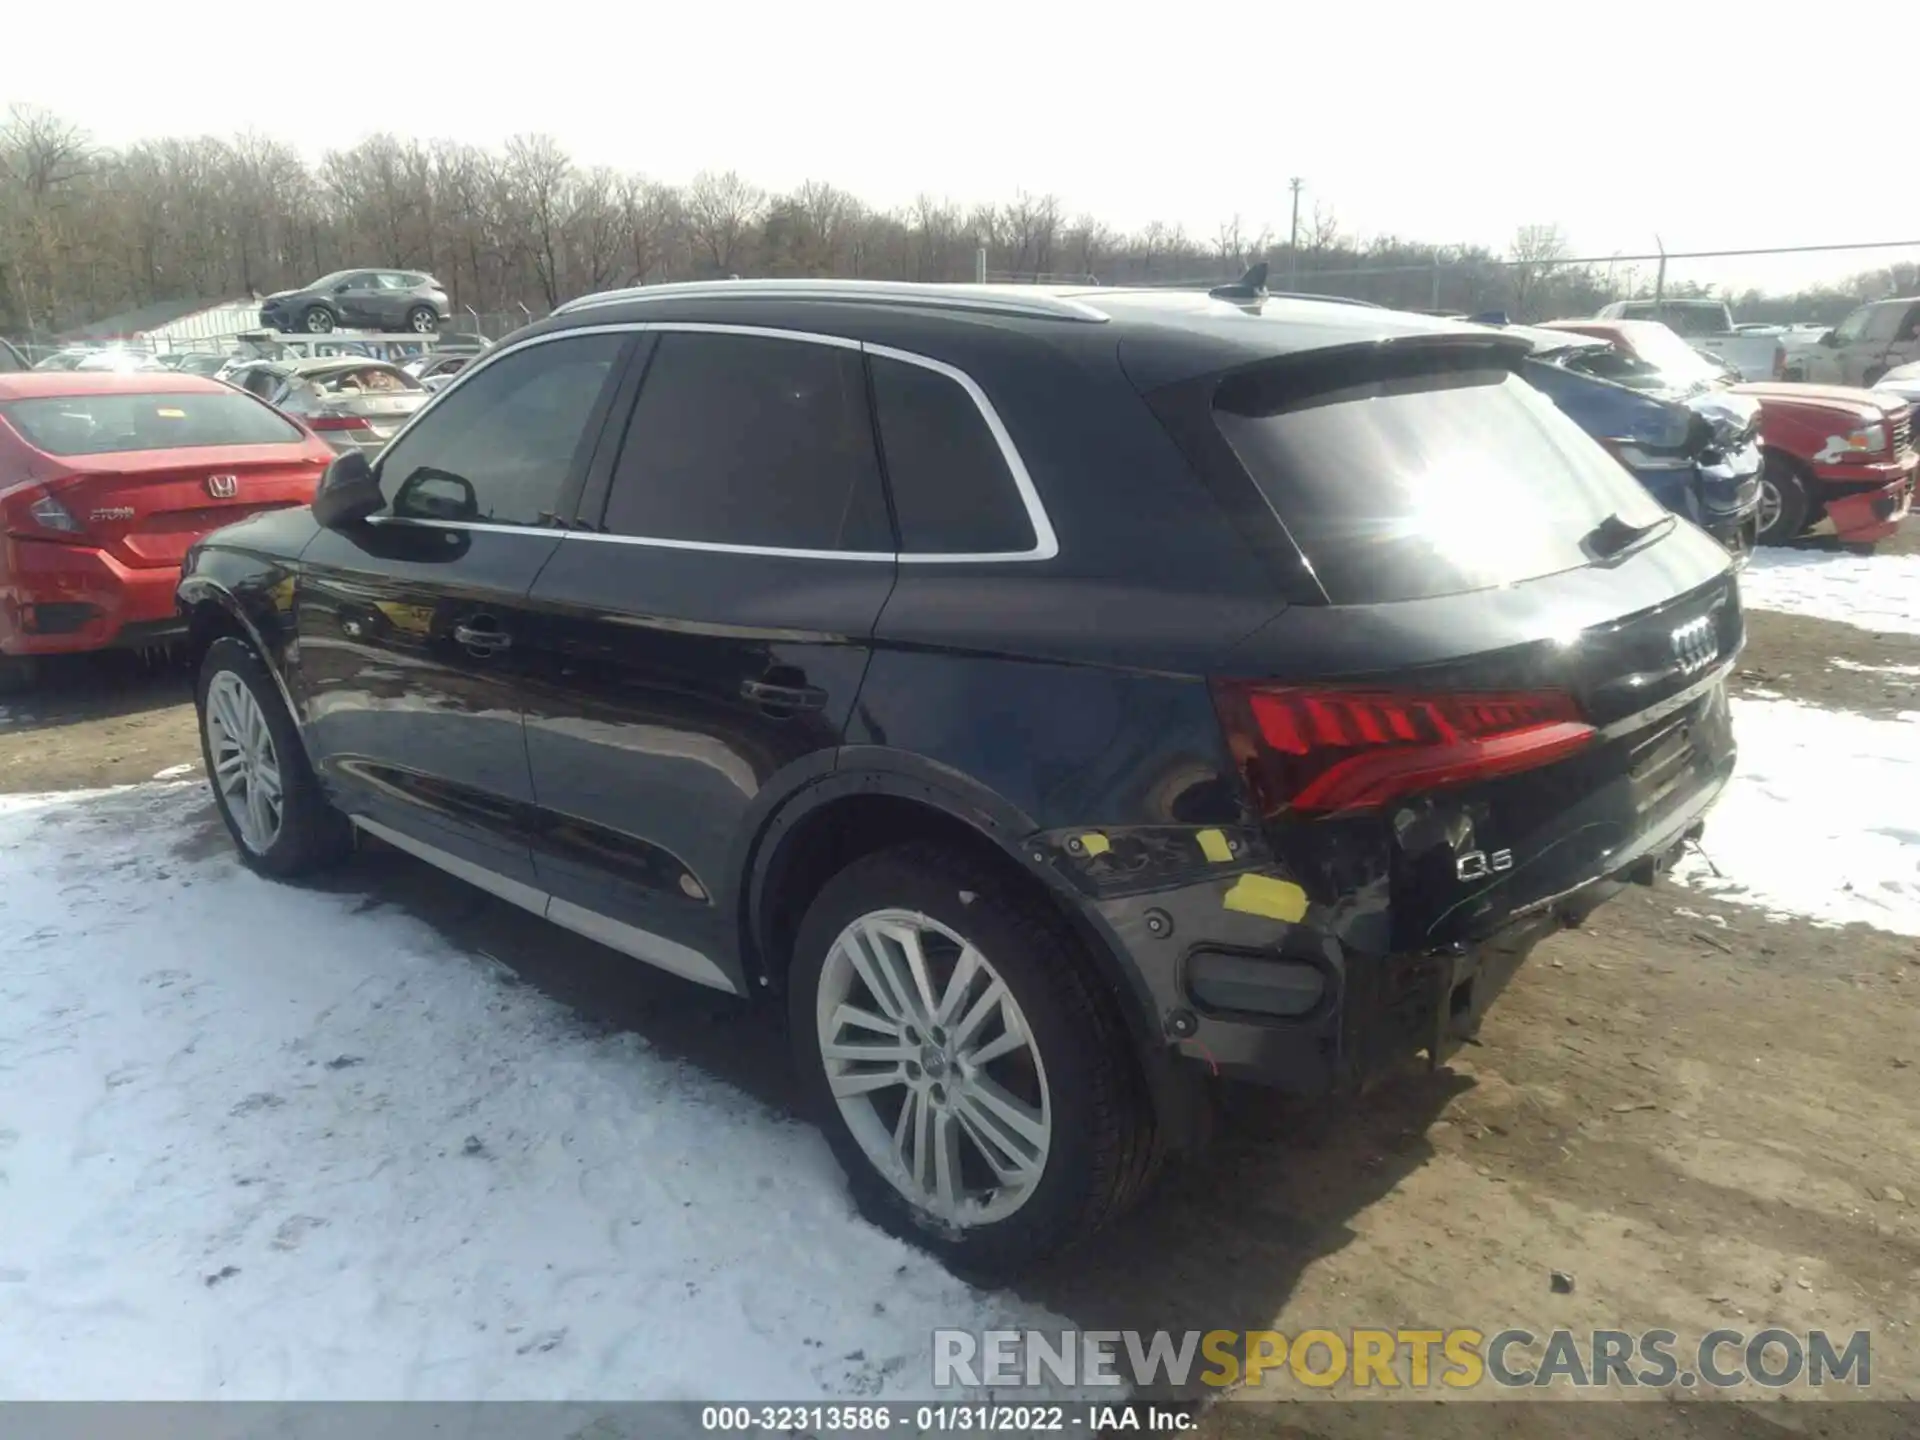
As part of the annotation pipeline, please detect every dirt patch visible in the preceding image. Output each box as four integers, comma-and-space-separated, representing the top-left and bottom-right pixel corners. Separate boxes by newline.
0, 652, 198, 794
1734, 610, 1920, 719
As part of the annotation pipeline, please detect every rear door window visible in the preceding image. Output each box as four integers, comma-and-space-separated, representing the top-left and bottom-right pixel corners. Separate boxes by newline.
869, 353, 1036, 555
1212, 352, 1670, 605
600, 331, 892, 552
1, 390, 304, 455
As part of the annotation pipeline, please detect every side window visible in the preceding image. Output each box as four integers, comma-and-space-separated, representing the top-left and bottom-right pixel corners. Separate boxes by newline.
869, 353, 1037, 555
1865, 303, 1905, 341
600, 331, 891, 552
379, 333, 624, 528
1834, 306, 1872, 345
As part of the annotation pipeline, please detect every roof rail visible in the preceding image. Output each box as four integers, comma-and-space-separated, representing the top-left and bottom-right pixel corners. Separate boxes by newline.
551, 278, 1110, 324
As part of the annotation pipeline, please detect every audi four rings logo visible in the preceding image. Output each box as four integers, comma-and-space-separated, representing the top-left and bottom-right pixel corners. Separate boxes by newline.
1670, 615, 1719, 676
206, 474, 238, 499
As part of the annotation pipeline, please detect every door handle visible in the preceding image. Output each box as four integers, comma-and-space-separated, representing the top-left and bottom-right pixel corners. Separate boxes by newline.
740, 678, 827, 712
453, 619, 512, 655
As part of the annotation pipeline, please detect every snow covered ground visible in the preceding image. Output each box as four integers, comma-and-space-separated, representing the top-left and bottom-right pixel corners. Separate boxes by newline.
0, 785, 1068, 1402
1678, 698, 1920, 936
1739, 548, 1920, 635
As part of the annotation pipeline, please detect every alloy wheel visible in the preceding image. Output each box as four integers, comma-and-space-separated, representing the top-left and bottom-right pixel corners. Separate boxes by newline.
409, 309, 436, 333
1756, 477, 1783, 537
305, 309, 334, 333
816, 909, 1051, 1228
205, 671, 284, 854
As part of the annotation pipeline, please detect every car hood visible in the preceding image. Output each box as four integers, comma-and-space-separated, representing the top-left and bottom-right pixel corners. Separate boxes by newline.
1731, 381, 1893, 422
1685, 390, 1762, 447
262, 288, 312, 303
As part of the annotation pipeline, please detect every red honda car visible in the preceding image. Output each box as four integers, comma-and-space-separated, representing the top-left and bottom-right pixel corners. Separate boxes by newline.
0, 372, 333, 690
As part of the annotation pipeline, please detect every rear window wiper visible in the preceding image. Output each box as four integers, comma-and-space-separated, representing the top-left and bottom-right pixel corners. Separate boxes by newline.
1583, 512, 1667, 559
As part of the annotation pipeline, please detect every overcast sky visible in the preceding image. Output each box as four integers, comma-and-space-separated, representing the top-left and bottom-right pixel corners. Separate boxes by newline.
8, 0, 1912, 294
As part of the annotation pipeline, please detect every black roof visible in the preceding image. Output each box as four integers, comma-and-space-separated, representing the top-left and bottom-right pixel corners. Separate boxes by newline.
532, 280, 1521, 392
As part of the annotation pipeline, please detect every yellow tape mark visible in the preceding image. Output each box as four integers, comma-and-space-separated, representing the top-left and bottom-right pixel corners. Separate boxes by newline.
1196, 828, 1234, 864
1078, 832, 1111, 857
1223, 875, 1308, 923
155, 407, 186, 419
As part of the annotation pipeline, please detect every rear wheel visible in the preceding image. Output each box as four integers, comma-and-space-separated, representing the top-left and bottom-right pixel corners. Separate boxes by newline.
196, 637, 350, 877
788, 843, 1156, 1275
1757, 453, 1811, 545
405, 306, 437, 334
303, 306, 335, 334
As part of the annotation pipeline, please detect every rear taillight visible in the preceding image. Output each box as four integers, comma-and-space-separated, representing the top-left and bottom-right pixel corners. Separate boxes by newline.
1, 485, 83, 538
1210, 682, 1597, 817
308, 414, 370, 432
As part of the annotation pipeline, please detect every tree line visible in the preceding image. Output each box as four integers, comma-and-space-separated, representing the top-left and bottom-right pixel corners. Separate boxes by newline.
1, 105, 1913, 339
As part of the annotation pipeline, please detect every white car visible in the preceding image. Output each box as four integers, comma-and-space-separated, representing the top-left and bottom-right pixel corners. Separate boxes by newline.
1872, 359, 1920, 407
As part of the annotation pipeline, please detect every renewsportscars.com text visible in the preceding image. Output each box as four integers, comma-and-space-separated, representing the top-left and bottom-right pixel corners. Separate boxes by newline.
932, 1327, 1872, 1391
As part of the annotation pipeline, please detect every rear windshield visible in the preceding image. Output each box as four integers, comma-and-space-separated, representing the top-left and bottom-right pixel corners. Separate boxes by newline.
1213, 353, 1671, 604
303, 365, 421, 395
1, 390, 305, 456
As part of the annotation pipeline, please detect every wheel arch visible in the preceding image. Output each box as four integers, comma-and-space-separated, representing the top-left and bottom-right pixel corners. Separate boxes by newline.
177, 578, 303, 728
742, 752, 1164, 1060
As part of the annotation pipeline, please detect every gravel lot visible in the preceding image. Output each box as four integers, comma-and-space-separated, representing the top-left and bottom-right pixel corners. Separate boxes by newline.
2, 535, 1916, 1435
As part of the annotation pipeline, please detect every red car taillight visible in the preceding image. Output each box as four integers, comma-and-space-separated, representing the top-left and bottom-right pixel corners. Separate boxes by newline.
308, 415, 371, 433
1210, 681, 1598, 817
1, 483, 85, 540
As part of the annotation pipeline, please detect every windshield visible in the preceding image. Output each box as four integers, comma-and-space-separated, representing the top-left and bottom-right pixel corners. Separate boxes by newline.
1623, 324, 1728, 388
1213, 354, 1670, 604
2, 390, 305, 456
304, 365, 422, 395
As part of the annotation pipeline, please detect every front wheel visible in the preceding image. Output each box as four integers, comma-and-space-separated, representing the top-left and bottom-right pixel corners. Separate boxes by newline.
1756, 454, 1811, 545
197, 637, 351, 877
789, 844, 1157, 1276
302, 306, 336, 334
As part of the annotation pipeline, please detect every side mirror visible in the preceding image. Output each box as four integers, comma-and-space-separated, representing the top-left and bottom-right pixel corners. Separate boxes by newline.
310, 450, 383, 528
393, 467, 478, 522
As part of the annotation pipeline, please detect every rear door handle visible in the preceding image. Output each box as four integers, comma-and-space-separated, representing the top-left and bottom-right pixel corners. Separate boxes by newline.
740, 678, 827, 712
453, 620, 512, 654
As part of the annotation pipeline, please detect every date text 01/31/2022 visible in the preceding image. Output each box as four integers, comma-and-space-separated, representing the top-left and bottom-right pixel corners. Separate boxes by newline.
698, 1404, 1195, 1432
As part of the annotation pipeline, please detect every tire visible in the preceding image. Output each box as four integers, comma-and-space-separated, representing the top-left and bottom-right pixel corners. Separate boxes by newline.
788, 842, 1157, 1276
302, 306, 335, 334
1757, 453, 1811, 545
1864, 366, 1887, 387
0, 654, 38, 696
405, 306, 438, 334
196, 636, 351, 878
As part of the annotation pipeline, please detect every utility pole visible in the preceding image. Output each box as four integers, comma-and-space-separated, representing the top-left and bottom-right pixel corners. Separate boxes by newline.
1288, 177, 1304, 289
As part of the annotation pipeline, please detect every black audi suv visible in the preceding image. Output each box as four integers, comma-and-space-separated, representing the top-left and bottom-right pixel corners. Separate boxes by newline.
176, 277, 1741, 1271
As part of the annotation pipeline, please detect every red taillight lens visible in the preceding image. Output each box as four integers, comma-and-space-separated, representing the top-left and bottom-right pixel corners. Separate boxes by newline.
1, 484, 84, 539
1211, 682, 1597, 817
308, 414, 371, 432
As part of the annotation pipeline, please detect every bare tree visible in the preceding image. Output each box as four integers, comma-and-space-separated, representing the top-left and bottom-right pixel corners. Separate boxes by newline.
684, 170, 765, 276
1507, 222, 1569, 318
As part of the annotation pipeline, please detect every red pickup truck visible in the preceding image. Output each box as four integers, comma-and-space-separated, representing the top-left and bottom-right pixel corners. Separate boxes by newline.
1542, 319, 1916, 545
